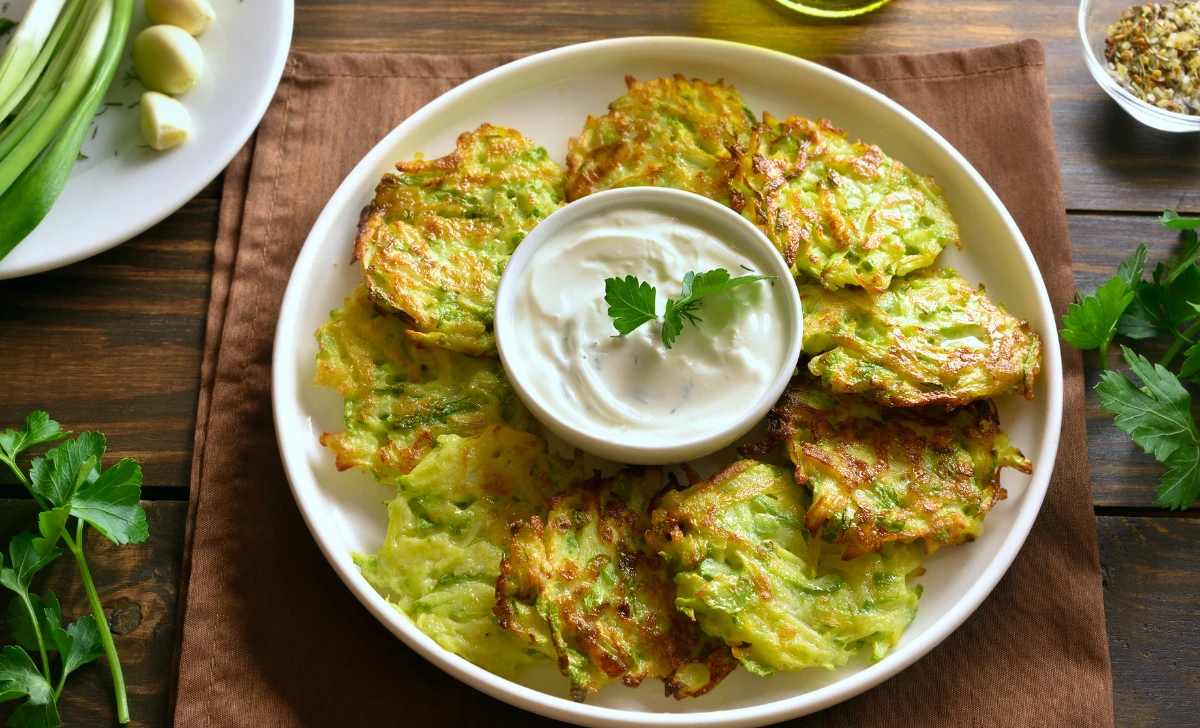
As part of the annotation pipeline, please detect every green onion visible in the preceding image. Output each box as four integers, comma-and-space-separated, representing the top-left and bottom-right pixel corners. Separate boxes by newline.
0, 0, 69, 109
0, 0, 107, 195
0, 0, 131, 261
0, 0, 86, 122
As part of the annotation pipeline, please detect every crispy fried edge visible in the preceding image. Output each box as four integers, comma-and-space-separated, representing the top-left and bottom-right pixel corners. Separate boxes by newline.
564, 74, 748, 202
740, 379, 1033, 557
495, 470, 737, 701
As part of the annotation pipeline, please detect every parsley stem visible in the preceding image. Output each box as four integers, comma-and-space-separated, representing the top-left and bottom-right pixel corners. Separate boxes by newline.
20, 591, 53, 681
54, 654, 68, 698
1100, 340, 1111, 372
0, 452, 50, 511
1162, 235, 1200, 286
0, 455, 55, 684
1162, 320, 1200, 368
62, 520, 129, 724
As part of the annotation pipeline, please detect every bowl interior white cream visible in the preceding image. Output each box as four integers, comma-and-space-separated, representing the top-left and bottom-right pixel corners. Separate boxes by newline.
495, 187, 802, 464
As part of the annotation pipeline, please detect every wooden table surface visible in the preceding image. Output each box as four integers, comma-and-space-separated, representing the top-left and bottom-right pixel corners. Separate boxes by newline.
2, 0, 1198, 725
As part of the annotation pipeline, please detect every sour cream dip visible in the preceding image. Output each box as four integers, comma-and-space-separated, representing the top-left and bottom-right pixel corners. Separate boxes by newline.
495, 188, 802, 464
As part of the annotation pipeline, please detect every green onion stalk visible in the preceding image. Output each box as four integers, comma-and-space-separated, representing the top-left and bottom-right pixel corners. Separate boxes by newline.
0, 0, 132, 260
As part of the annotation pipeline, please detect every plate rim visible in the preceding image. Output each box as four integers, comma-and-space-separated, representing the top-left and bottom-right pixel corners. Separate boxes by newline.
0, 0, 295, 280
271, 36, 1064, 728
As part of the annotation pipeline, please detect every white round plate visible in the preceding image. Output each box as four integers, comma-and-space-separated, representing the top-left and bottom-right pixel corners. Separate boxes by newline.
273, 37, 1063, 728
0, 0, 292, 279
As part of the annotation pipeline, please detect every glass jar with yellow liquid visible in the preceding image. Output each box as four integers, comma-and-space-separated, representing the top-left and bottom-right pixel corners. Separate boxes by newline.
773, 0, 894, 17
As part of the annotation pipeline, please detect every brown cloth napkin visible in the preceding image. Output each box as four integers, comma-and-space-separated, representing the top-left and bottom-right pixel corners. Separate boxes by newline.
173, 41, 1112, 727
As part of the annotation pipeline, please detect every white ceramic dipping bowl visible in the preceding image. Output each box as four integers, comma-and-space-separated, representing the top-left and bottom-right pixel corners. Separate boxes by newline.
494, 187, 803, 465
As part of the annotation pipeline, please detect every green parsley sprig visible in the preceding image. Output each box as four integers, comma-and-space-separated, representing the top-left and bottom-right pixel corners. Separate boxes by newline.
1059, 210, 1200, 510
604, 268, 776, 349
0, 412, 147, 725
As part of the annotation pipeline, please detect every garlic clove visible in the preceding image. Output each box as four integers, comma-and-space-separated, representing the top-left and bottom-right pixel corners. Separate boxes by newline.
140, 91, 193, 150
144, 0, 216, 36
133, 25, 204, 95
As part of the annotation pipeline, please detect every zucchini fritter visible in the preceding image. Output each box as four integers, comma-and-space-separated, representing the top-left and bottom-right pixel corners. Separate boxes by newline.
355, 425, 586, 678
728, 114, 959, 292
314, 285, 529, 481
355, 124, 565, 356
742, 377, 1032, 558
648, 461, 923, 676
801, 267, 1042, 407
496, 469, 737, 701
565, 75, 756, 203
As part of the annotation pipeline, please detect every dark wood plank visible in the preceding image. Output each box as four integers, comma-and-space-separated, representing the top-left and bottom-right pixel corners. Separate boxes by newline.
0, 200, 216, 490
1099, 516, 1200, 726
290, 0, 1200, 214
0, 500, 187, 728
1, 502, 1192, 726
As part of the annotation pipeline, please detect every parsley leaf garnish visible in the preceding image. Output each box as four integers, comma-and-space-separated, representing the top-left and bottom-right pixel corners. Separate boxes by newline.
1116, 255, 1200, 340
604, 275, 659, 335
0, 412, 67, 463
1115, 242, 1148, 287
1097, 347, 1200, 509
1060, 244, 1147, 361
0, 644, 59, 728
1179, 340, 1200, 382
1060, 211, 1200, 510
0, 413, 148, 723
1059, 273, 1135, 356
604, 268, 776, 349
1160, 209, 1200, 230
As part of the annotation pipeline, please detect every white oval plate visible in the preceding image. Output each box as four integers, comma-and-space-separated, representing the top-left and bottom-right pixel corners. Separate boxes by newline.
272, 37, 1063, 728
0, 0, 292, 279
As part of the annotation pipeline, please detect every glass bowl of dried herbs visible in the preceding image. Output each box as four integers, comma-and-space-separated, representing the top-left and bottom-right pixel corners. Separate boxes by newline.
1080, 0, 1200, 132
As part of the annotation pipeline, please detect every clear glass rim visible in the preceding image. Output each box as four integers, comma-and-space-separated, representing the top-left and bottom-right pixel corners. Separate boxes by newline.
1077, 0, 1200, 126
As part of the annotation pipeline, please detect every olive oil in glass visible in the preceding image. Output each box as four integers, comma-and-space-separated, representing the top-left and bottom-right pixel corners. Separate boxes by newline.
773, 0, 895, 17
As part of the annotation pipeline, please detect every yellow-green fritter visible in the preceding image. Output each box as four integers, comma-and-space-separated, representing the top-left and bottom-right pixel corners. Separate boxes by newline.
728, 113, 959, 293
496, 468, 737, 702
565, 75, 755, 204
743, 376, 1032, 558
801, 267, 1042, 407
314, 285, 529, 481
355, 425, 587, 678
648, 461, 923, 676
355, 123, 565, 356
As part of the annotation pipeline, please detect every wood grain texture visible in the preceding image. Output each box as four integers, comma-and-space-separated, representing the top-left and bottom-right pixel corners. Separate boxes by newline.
1099, 516, 1200, 726
0, 504, 1190, 726
0, 199, 217, 490
288, 0, 1200, 214
0, 501, 186, 728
